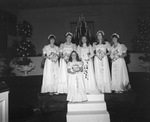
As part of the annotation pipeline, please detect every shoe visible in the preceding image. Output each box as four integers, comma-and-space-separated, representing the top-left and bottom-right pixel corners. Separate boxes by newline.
49, 92, 53, 95
115, 91, 123, 93
112, 90, 115, 93
54, 93, 59, 95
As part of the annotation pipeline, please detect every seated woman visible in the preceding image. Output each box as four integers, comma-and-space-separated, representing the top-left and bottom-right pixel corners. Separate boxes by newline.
67, 51, 87, 103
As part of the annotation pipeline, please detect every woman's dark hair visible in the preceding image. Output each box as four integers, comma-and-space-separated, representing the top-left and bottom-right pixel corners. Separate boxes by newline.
96, 34, 105, 45
48, 36, 57, 45
65, 32, 73, 38
65, 34, 73, 43
66, 34, 73, 38
79, 35, 90, 47
68, 51, 80, 62
111, 35, 121, 44
111, 35, 119, 40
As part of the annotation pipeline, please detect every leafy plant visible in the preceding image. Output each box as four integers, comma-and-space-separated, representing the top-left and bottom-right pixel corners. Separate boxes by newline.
16, 57, 33, 66
139, 53, 150, 61
0, 47, 16, 78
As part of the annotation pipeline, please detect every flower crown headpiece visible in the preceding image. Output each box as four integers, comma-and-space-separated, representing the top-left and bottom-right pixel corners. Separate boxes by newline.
96, 30, 105, 36
111, 33, 119, 39
48, 34, 56, 40
65, 32, 73, 37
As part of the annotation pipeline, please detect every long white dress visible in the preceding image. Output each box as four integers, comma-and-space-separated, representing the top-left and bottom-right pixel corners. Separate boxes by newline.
93, 43, 111, 93
110, 43, 131, 92
41, 44, 59, 93
67, 61, 87, 102
58, 42, 76, 94
77, 44, 99, 94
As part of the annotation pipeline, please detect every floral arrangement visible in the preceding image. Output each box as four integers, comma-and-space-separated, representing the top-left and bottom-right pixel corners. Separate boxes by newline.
82, 53, 90, 61
63, 53, 70, 62
138, 53, 150, 73
10, 56, 35, 76
139, 53, 150, 61
72, 64, 80, 72
110, 50, 120, 62
97, 49, 106, 60
16, 57, 33, 66
83, 61, 88, 80
13, 57, 35, 76
48, 52, 59, 63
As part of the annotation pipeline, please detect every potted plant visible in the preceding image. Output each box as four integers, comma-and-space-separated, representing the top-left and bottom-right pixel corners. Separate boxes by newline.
139, 53, 150, 73
0, 47, 16, 79
9, 20, 36, 76
15, 57, 35, 76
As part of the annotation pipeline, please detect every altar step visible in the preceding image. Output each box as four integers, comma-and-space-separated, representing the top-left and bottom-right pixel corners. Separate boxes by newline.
68, 101, 107, 112
67, 94, 110, 122
67, 110, 110, 122
87, 94, 104, 101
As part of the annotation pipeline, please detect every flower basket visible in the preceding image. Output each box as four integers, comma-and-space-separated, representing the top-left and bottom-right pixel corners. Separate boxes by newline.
12, 57, 35, 76
16, 64, 35, 76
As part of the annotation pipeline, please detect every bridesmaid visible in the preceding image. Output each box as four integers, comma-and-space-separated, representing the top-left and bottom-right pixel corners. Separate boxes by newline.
41, 34, 59, 94
77, 35, 99, 94
58, 32, 76, 94
110, 33, 131, 93
93, 30, 111, 93
67, 51, 87, 102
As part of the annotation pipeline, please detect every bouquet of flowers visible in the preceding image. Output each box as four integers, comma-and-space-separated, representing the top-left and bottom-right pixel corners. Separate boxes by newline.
82, 53, 90, 61
110, 50, 120, 62
97, 49, 106, 60
49, 52, 59, 63
63, 53, 70, 62
72, 64, 80, 72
